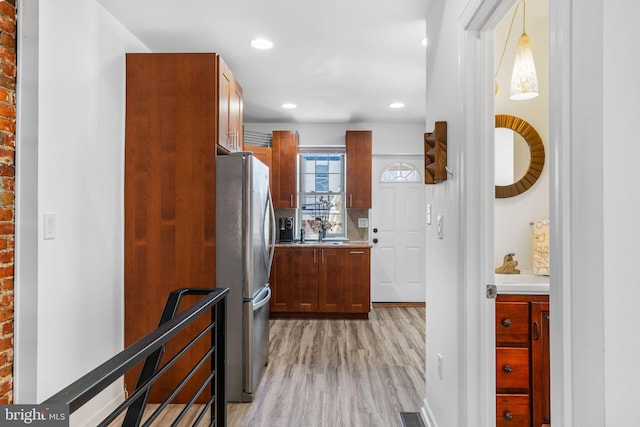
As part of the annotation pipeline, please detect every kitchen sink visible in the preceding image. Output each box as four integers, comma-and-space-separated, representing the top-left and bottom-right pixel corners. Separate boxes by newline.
297, 240, 346, 245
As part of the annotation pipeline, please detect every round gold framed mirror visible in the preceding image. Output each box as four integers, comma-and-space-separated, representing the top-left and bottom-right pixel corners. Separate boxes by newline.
495, 114, 545, 198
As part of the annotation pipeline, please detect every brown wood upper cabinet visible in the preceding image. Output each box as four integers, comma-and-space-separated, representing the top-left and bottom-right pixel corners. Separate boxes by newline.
272, 130, 299, 208
346, 130, 372, 208
218, 57, 243, 153
246, 145, 272, 183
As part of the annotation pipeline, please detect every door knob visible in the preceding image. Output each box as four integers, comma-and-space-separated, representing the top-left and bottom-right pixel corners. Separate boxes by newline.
373, 238, 379, 244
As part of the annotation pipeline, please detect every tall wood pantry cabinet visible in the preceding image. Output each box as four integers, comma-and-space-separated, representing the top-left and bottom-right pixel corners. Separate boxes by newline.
124, 53, 242, 403
271, 130, 299, 208
346, 130, 372, 208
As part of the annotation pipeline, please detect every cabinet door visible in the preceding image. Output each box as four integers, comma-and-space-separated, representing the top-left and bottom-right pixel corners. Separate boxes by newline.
218, 57, 243, 152
218, 60, 232, 152
125, 53, 217, 403
229, 79, 243, 151
272, 130, 298, 208
318, 248, 345, 312
346, 130, 372, 208
246, 146, 272, 185
531, 302, 551, 427
291, 248, 319, 311
270, 247, 292, 312
344, 248, 370, 313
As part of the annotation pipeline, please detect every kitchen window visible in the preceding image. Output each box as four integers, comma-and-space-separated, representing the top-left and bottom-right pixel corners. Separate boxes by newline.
298, 151, 346, 239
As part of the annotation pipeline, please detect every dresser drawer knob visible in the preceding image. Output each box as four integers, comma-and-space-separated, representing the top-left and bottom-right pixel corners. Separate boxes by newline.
502, 318, 512, 327
504, 412, 514, 422
502, 365, 513, 374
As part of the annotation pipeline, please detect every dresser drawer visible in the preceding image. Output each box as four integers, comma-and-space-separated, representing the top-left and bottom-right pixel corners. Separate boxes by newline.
497, 394, 530, 427
496, 302, 529, 344
496, 347, 530, 390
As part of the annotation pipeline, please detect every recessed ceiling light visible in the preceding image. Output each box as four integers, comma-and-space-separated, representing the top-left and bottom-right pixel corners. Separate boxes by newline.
282, 103, 297, 109
421, 37, 428, 47
389, 102, 405, 109
251, 38, 274, 50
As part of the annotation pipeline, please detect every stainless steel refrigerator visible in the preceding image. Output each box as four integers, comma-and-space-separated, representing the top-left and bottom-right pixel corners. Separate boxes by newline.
216, 152, 276, 402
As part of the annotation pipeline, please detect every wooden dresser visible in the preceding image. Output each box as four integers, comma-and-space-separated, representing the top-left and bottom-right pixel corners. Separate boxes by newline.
496, 294, 550, 427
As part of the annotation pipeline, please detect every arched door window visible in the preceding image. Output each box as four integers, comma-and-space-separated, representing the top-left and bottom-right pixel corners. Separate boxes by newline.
379, 162, 421, 182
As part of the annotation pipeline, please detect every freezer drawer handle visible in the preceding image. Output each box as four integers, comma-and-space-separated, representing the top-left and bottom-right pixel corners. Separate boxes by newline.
253, 287, 272, 311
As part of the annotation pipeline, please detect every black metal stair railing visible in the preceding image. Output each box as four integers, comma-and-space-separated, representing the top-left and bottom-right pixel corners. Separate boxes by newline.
43, 287, 228, 426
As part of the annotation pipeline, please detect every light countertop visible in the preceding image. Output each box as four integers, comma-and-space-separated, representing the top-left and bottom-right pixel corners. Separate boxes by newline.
276, 241, 372, 248
495, 271, 550, 295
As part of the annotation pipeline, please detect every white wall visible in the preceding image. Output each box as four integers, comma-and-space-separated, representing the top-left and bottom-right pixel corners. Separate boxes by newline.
423, 0, 640, 425
601, 0, 640, 425
245, 122, 424, 154
423, 0, 465, 425
16, 0, 149, 412
493, 0, 549, 271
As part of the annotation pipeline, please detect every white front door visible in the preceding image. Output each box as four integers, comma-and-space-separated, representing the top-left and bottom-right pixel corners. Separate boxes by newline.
370, 156, 425, 302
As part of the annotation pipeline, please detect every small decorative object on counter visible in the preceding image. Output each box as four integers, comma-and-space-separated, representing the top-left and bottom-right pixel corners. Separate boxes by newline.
495, 252, 520, 274
300, 228, 305, 243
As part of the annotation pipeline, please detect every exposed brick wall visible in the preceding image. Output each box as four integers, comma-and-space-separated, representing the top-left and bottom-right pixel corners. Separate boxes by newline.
0, 0, 15, 405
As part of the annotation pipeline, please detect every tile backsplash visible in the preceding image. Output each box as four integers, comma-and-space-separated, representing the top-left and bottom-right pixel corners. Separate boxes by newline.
274, 208, 369, 242
346, 209, 369, 241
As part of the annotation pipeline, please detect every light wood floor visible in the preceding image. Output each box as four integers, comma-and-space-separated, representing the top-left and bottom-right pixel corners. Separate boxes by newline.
110, 306, 425, 426
227, 306, 426, 427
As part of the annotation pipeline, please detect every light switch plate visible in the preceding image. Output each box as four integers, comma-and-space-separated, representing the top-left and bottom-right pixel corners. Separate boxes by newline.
358, 218, 368, 228
426, 204, 432, 225
437, 214, 444, 239
44, 212, 56, 240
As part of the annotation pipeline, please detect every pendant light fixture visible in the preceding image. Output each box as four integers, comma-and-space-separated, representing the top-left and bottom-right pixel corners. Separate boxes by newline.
509, 0, 539, 100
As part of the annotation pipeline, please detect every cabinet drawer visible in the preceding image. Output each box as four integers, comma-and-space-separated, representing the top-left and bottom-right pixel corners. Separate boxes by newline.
497, 394, 530, 427
496, 302, 529, 344
496, 347, 530, 390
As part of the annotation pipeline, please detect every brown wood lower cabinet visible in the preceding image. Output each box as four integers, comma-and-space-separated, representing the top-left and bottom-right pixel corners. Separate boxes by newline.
496, 294, 550, 427
270, 246, 370, 318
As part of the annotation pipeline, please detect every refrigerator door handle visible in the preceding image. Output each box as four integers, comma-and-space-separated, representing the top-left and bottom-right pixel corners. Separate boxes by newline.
253, 286, 272, 311
266, 186, 277, 276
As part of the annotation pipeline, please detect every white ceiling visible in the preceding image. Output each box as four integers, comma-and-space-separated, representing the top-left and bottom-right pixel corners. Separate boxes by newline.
98, 0, 428, 124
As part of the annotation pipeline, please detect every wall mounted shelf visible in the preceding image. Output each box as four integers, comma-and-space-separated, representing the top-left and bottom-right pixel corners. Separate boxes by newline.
424, 121, 448, 184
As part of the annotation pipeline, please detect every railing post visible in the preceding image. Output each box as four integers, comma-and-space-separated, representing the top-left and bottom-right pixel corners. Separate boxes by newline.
123, 289, 187, 427
213, 297, 227, 426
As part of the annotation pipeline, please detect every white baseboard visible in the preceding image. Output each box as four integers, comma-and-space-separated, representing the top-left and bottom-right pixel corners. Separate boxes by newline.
69, 382, 126, 427
422, 398, 440, 427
